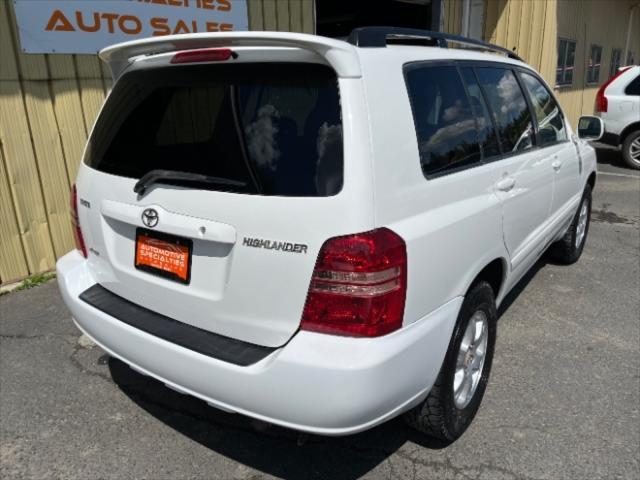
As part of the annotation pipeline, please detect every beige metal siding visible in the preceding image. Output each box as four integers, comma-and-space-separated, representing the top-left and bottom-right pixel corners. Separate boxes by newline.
445, 0, 640, 126
0, 0, 314, 285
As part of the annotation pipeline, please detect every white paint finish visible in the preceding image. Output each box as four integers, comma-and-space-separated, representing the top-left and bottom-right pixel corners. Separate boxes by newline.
57, 251, 460, 435
74, 58, 374, 347
600, 66, 640, 138
58, 35, 597, 434
101, 200, 237, 244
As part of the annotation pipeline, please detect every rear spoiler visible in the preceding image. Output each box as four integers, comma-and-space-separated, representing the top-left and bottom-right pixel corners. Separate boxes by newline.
99, 32, 361, 80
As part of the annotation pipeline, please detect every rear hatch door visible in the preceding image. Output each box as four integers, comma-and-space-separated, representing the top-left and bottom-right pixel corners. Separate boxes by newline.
77, 59, 371, 348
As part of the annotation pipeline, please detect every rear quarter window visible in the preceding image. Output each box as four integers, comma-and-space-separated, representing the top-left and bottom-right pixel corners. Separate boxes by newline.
404, 64, 482, 177
625, 74, 640, 95
85, 63, 343, 197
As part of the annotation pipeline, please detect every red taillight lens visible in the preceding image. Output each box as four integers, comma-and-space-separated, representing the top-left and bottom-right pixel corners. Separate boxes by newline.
596, 66, 632, 112
595, 86, 608, 112
71, 184, 87, 258
300, 228, 407, 338
170, 48, 236, 64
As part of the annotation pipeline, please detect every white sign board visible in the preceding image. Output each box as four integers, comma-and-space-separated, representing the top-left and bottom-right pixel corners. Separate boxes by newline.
13, 0, 249, 54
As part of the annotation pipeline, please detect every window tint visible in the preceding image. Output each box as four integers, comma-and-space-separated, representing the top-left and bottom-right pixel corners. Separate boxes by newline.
587, 44, 602, 84
405, 65, 481, 176
460, 67, 501, 158
475, 68, 535, 153
520, 72, 568, 146
85, 63, 343, 197
625, 74, 640, 95
557, 39, 576, 86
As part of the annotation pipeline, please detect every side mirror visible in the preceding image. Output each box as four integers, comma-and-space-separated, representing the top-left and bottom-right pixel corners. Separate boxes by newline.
577, 116, 604, 141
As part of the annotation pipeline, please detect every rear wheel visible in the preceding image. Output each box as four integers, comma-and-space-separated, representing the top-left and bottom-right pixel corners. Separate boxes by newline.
550, 184, 591, 264
621, 130, 640, 170
404, 281, 497, 442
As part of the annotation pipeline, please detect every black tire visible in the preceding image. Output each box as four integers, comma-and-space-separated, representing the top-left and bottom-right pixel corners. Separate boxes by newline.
404, 281, 497, 442
621, 130, 640, 170
550, 184, 592, 264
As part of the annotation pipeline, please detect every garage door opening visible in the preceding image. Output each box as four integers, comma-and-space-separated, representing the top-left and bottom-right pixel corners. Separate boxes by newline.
315, 0, 439, 38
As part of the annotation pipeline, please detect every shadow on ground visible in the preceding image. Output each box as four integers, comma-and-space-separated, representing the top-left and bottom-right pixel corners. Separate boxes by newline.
108, 356, 448, 480
105, 253, 555, 480
592, 143, 623, 168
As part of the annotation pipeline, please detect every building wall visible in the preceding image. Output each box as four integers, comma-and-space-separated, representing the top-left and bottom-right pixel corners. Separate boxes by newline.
442, 0, 640, 126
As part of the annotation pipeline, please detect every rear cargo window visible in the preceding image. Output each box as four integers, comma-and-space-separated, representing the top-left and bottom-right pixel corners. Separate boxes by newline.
85, 63, 343, 197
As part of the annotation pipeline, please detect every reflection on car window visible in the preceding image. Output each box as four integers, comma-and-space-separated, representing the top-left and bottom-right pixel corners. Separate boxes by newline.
405, 65, 481, 176
520, 72, 568, 146
85, 63, 343, 197
460, 67, 502, 159
476, 68, 535, 153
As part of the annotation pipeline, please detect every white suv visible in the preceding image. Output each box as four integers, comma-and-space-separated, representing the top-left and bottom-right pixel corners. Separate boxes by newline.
57, 28, 600, 442
595, 65, 640, 169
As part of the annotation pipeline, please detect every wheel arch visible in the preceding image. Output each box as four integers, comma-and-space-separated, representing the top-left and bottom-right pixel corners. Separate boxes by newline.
619, 122, 640, 145
466, 257, 508, 302
587, 171, 596, 191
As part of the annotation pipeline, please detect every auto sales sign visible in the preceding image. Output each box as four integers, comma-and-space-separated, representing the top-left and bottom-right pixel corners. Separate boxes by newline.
13, 0, 249, 54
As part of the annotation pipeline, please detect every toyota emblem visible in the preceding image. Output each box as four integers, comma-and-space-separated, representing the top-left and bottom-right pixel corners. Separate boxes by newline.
141, 208, 159, 228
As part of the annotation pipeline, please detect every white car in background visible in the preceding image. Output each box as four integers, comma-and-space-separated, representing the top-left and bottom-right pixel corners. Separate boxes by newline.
57, 28, 600, 443
595, 65, 640, 169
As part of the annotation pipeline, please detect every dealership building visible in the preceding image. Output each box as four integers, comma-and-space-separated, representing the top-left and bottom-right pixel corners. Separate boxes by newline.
0, 0, 638, 285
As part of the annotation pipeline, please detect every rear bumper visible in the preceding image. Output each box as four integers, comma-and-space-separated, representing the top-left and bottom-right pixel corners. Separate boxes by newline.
57, 251, 460, 435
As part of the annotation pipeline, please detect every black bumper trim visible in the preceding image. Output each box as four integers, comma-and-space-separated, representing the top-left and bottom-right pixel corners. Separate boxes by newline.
79, 284, 276, 366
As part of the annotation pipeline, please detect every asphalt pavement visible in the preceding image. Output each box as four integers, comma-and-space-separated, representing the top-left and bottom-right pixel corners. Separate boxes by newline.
1, 147, 639, 480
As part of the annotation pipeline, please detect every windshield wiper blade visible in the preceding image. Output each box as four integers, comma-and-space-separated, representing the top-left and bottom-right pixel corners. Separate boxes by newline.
134, 169, 247, 195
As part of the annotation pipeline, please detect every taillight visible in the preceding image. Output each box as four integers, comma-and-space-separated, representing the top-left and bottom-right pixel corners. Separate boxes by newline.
71, 184, 87, 258
170, 48, 237, 64
300, 228, 407, 337
596, 66, 632, 112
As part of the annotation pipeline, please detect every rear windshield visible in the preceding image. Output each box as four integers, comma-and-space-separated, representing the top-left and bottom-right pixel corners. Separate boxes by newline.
85, 63, 343, 197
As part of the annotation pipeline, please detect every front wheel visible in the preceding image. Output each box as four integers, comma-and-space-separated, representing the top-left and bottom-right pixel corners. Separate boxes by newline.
621, 130, 640, 170
404, 281, 497, 442
550, 184, 592, 264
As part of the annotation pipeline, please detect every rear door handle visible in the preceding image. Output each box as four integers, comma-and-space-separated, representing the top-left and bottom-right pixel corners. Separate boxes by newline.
552, 159, 562, 171
496, 176, 516, 192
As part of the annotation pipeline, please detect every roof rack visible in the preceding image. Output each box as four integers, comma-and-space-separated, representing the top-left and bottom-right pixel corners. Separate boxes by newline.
346, 27, 523, 62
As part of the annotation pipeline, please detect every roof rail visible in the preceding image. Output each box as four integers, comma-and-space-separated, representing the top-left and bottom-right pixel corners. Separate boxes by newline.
346, 27, 523, 62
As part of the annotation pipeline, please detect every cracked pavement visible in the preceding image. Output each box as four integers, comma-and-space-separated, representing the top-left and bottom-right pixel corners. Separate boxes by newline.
1, 150, 639, 479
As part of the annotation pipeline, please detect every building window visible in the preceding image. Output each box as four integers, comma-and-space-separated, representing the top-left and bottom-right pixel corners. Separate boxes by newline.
586, 44, 602, 84
557, 38, 576, 86
610, 48, 622, 77
627, 51, 636, 67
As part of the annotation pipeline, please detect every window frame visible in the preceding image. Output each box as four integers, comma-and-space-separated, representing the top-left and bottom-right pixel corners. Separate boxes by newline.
516, 69, 570, 150
557, 38, 577, 87
610, 48, 622, 78
586, 44, 603, 85
403, 59, 569, 181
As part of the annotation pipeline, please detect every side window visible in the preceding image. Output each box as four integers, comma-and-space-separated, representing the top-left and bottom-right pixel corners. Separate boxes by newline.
460, 67, 501, 159
405, 65, 481, 177
557, 39, 576, 86
625, 75, 640, 96
520, 72, 568, 146
475, 68, 535, 153
586, 44, 602, 84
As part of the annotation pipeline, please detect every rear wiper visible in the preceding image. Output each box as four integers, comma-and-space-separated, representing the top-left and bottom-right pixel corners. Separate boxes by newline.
133, 169, 247, 195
